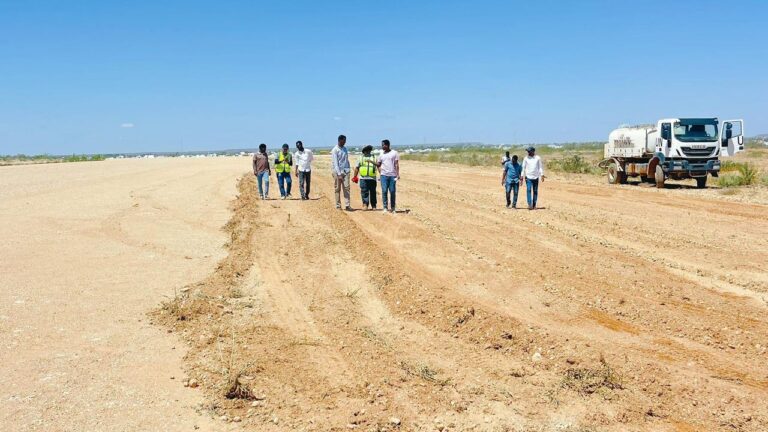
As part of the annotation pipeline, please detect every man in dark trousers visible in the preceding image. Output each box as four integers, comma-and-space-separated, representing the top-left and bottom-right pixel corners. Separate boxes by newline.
352, 145, 378, 210
293, 140, 314, 200
274, 143, 293, 199
501, 154, 522, 208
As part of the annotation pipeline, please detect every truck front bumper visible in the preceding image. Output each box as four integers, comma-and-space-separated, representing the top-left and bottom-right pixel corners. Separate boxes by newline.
661, 159, 720, 177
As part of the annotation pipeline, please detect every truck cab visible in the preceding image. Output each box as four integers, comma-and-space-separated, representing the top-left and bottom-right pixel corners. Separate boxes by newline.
653, 118, 744, 187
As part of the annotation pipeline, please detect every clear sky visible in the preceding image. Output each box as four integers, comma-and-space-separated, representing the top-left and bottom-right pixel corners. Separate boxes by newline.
1, 0, 766, 154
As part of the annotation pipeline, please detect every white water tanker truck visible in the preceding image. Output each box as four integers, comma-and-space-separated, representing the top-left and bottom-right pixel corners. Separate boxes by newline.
601, 118, 744, 188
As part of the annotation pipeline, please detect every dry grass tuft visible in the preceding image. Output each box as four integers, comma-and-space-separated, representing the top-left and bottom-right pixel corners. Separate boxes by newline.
562, 356, 623, 397
225, 372, 256, 400
400, 361, 452, 386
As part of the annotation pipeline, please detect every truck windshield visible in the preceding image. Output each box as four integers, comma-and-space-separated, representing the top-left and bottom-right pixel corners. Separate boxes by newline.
674, 120, 718, 142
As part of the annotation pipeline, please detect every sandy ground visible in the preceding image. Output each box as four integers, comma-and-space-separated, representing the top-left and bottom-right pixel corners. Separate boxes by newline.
0, 158, 247, 431
3, 156, 768, 431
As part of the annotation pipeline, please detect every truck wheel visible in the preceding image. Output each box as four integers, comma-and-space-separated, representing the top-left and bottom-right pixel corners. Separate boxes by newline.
696, 176, 707, 189
607, 162, 621, 184
655, 165, 665, 189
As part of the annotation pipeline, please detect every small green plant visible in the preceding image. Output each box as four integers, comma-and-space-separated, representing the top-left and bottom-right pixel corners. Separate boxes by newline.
718, 163, 760, 187
737, 163, 758, 185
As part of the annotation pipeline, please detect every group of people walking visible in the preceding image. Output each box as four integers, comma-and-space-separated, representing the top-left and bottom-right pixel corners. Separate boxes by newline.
501, 146, 545, 210
252, 138, 543, 212
251, 141, 315, 200
251, 135, 400, 213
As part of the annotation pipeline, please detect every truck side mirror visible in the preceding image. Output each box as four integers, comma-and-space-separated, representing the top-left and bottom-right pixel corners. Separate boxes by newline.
725, 122, 733, 140
661, 123, 671, 140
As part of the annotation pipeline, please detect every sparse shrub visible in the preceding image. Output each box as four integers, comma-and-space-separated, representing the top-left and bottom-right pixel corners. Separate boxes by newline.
720, 160, 741, 172
400, 144, 603, 171
549, 154, 599, 174
718, 174, 745, 188
718, 163, 760, 187
738, 163, 758, 185
62, 154, 105, 163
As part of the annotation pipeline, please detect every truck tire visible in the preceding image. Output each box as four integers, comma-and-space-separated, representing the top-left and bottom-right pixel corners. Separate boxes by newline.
607, 162, 624, 185
655, 165, 665, 189
696, 176, 707, 189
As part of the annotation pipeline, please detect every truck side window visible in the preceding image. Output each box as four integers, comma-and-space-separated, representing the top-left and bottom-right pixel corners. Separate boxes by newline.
661, 123, 671, 140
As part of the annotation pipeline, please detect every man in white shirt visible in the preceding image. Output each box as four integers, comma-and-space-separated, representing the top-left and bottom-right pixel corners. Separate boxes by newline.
293, 140, 314, 200
519, 146, 545, 210
376, 139, 400, 213
330, 134, 352, 211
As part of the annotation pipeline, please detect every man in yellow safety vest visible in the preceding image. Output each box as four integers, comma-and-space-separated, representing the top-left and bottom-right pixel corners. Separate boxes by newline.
352, 145, 378, 210
274, 143, 293, 199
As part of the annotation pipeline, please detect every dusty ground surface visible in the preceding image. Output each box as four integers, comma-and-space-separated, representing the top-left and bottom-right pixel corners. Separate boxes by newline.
3, 156, 767, 431
154, 157, 767, 432
0, 158, 246, 431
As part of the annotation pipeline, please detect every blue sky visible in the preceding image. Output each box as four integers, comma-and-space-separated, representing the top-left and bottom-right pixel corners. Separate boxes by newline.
1, 0, 766, 154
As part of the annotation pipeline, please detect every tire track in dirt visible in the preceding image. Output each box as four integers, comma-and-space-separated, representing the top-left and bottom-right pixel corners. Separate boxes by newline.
400, 166, 768, 366
354, 161, 768, 430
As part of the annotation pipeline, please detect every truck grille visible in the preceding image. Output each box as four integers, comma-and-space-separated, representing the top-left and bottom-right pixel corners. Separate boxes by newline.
680, 146, 715, 157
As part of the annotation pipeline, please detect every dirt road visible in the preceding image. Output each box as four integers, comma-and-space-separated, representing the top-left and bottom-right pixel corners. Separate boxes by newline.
3, 157, 767, 431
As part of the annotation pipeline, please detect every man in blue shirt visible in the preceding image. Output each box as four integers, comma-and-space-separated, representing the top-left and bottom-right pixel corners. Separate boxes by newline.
501, 154, 522, 209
